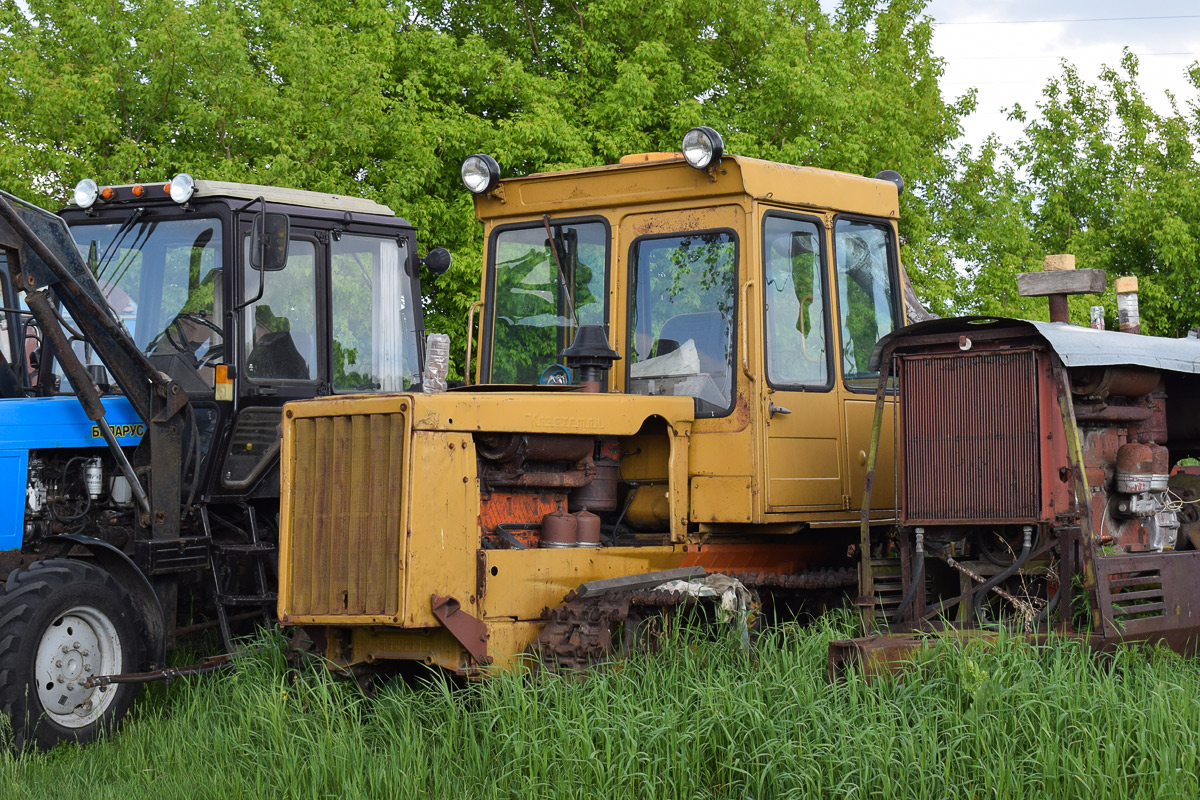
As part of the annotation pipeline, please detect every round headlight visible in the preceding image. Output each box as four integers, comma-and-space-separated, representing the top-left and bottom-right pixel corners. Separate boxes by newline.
169, 173, 196, 204
681, 126, 724, 170
874, 169, 905, 196
461, 154, 500, 195
73, 179, 99, 209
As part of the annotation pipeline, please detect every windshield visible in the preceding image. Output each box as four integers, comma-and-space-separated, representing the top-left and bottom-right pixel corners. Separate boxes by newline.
485, 220, 607, 384
69, 216, 224, 388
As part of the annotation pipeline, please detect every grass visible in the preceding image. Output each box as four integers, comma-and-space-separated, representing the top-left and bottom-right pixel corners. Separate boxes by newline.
2, 615, 1199, 800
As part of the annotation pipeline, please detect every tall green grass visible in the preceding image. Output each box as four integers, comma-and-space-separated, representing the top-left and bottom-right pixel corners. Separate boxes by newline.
2, 616, 1199, 800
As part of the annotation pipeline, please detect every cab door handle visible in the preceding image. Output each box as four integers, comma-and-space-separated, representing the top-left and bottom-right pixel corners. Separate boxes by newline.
768, 402, 791, 418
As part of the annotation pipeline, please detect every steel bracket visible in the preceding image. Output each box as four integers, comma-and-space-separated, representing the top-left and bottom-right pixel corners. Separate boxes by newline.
431, 594, 492, 665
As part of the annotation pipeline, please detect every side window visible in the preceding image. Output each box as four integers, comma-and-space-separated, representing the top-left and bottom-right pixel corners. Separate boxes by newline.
330, 235, 418, 392
763, 216, 828, 388
835, 219, 897, 388
627, 231, 737, 416
244, 238, 317, 381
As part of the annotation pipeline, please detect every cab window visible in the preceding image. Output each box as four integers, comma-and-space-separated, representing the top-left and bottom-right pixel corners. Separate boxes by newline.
244, 238, 317, 382
627, 230, 737, 417
835, 219, 897, 389
68, 216, 223, 392
485, 219, 607, 384
763, 215, 828, 388
330, 234, 418, 392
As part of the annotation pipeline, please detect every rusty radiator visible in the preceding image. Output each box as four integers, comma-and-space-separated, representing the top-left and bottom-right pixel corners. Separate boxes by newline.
286, 412, 407, 618
900, 349, 1042, 523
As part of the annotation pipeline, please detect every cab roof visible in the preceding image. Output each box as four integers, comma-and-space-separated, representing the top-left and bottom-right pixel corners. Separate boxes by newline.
71, 180, 395, 217
191, 181, 395, 216
475, 154, 901, 221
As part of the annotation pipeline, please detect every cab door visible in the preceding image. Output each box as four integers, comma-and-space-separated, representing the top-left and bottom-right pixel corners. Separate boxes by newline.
760, 212, 844, 511
832, 216, 902, 513
219, 223, 325, 497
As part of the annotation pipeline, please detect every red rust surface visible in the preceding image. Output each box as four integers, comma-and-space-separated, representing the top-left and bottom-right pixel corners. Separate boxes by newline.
431, 594, 492, 665
1094, 551, 1200, 652
900, 349, 1044, 524
680, 542, 847, 575
479, 491, 560, 547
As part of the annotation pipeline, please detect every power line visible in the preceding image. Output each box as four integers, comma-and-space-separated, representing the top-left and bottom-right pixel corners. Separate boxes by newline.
951, 51, 1200, 61
934, 14, 1200, 25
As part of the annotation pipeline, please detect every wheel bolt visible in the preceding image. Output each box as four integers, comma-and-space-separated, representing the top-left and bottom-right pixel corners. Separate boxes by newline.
84, 665, 92, 672
67, 684, 74, 691
56, 674, 64, 683
61, 645, 69, 653
73, 642, 80, 649
55, 660, 62, 668
81, 650, 89, 656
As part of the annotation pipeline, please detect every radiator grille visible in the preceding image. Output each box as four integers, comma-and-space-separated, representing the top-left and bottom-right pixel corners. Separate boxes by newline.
901, 349, 1040, 522
287, 412, 406, 617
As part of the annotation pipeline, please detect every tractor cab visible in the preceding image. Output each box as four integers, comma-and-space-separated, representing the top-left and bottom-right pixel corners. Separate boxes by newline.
465, 129, 916, 527
52, 176, 428, 503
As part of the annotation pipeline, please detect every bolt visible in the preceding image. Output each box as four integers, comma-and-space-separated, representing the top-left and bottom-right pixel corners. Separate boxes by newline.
67, 684, 74, 691
56, 675, 64, 683
81, 649, 89, 656
61, 645, 69, 653
73, 642, 80, 649
84, 665, 92, 673
55, 660, 62, 668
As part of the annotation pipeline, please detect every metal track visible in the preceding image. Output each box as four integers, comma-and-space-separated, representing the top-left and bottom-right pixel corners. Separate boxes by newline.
528, 567, 857, 673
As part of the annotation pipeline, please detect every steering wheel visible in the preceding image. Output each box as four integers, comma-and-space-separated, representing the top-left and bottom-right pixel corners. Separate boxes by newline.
539, 363, 572, 385
152, 313, 225, 367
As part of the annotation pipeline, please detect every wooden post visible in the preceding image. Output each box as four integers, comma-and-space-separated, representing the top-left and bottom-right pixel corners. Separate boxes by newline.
1017, 254, 1106, 324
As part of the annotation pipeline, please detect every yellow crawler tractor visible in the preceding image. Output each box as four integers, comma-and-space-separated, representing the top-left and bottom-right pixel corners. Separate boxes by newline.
277, 128, 926, 674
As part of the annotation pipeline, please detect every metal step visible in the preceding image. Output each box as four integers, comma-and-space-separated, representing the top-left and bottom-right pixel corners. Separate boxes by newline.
219, 593, 278, 606
213, 542, 276, 555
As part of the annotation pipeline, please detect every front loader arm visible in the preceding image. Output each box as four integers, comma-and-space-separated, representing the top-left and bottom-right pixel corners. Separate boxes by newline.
0, 190, 186, 536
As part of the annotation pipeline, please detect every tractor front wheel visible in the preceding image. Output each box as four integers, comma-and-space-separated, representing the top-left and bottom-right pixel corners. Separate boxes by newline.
0, 559, 143, 749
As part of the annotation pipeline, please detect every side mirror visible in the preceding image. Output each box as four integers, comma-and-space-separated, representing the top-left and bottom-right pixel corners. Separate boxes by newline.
422, 247, 452, 277
250, 212, 290, 271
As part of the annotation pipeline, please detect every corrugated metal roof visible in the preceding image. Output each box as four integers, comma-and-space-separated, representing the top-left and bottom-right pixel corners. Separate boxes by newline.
872, 316, 1200, 374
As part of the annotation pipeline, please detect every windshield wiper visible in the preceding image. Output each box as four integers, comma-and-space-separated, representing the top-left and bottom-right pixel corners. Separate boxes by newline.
95, 206, 145, 274
541, 214, 578, 326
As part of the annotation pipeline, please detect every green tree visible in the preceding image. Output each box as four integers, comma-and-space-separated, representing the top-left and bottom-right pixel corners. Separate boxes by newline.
1, 0, 971, 374
947, 52, 1200, 336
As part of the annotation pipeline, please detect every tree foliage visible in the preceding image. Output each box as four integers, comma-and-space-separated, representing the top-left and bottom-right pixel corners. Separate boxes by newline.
0, 0, 971, 372
946, 52, 1200, 337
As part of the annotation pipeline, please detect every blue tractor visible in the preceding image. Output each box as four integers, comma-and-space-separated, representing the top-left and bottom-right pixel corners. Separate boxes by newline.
0, 178, 445, 748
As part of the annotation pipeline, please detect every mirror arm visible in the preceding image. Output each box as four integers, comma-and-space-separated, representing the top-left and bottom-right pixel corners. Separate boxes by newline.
233, 198, 269, 313
234, 262, 266, 313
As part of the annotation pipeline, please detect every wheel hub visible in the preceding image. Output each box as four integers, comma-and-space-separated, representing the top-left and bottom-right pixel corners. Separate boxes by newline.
34, 606, 123, 727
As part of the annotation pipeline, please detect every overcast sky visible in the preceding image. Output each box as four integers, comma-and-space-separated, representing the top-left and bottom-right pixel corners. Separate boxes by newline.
920, 0, 1200, 149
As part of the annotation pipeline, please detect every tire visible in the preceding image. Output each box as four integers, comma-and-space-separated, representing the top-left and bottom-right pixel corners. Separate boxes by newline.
0, 559, 143, 750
